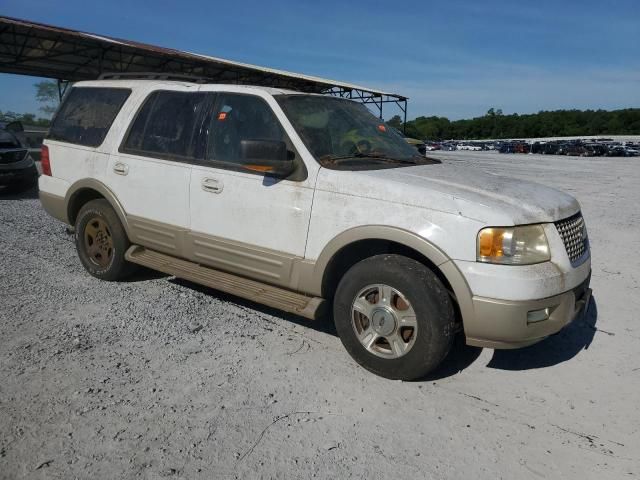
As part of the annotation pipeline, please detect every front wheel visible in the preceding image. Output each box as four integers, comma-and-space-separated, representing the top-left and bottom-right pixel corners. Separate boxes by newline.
333, 254, 456, 380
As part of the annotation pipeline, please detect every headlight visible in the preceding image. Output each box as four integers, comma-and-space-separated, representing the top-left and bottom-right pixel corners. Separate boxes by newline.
477, 225, 550, 265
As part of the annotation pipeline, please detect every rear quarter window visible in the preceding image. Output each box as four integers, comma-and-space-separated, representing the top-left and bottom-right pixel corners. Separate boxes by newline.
48, 87, 131, 147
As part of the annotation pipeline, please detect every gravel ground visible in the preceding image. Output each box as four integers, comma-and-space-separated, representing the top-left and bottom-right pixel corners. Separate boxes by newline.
1, 151, 638, 479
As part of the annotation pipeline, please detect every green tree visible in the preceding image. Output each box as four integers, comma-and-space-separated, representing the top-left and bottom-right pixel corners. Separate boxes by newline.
34, 80, 59, 116
386, 115, 403, 129
403, 107, 640, 140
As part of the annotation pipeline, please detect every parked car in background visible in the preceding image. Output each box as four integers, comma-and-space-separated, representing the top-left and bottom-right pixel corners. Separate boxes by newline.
563, 143, 587, 157
23, 126, 47, 162
624, 146, 639, 157
456, 143, 482, 151
0, 121, 39, 193
391, 128, 427, 156
404, 136, 427, 156
605, 146, 632, 157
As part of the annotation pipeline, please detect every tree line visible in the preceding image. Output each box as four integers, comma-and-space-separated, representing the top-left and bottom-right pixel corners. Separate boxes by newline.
388, 108, 640, 141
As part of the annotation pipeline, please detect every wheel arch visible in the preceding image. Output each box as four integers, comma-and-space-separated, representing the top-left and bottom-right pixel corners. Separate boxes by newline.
65, 179, 130, 236
302, 226, 474, 329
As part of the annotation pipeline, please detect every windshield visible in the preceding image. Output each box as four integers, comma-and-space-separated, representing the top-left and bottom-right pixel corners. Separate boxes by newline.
276, 95, 436, 170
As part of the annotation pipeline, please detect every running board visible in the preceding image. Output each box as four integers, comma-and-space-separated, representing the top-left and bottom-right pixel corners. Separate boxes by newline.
125, 245, 323, 320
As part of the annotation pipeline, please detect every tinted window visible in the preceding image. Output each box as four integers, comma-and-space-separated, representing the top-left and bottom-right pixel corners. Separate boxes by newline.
206, 94, 286, 164
48, 87, 130, 147
122, 91, 211, 160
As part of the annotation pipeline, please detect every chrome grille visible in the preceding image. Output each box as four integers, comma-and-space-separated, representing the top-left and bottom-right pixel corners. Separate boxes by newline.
555, 212, 588, 263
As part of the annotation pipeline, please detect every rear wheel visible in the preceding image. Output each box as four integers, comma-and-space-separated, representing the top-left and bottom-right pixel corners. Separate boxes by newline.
75, 199, 137, 281
333, 254, 456, 380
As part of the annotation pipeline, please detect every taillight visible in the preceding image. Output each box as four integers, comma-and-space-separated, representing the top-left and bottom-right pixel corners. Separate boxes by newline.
41, 145, 51, 176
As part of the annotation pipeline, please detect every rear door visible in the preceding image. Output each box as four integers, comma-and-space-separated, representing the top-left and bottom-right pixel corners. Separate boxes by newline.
107, 86, 213, 256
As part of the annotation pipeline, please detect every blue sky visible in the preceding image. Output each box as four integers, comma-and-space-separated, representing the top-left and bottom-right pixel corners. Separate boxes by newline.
1, 0, 639, 120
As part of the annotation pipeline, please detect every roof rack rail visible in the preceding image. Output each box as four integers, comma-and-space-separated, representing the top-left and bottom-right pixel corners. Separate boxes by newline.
98, 72, 211, 83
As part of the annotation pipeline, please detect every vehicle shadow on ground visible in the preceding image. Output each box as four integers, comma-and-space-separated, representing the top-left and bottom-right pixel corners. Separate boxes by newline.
0, 184, 39, 199
168, 277, 339, 336
420, 336, 484, 381
124, 267, 171, 282
151, 276, 598, 376
486, 296, 599, 371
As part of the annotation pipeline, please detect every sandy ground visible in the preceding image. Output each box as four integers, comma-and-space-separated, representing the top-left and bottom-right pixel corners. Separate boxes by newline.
1, 151, 638, 479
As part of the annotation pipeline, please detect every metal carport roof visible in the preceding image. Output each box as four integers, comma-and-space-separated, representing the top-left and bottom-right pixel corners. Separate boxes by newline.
0, 16, 407, 119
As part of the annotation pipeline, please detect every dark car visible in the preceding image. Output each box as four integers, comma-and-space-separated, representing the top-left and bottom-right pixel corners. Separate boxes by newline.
0, 121, 39, 193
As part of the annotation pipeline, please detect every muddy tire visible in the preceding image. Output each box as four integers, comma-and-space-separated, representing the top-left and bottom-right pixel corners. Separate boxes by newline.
75, 199, 137, 281
333, 254, 456, 380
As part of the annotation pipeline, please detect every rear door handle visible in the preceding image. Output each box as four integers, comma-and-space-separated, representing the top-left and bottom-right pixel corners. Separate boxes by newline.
201, 177, 223, 194
113, 162, 129, 176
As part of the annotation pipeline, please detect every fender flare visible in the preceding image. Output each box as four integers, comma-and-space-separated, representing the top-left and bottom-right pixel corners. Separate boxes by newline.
301, 225, 475, 328
65, 178, 131, 236
304, 225, 449, 295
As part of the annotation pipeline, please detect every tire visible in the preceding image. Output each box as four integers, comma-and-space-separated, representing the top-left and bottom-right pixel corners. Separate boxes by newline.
333, 254, 456, 380
75, 199, 137, 281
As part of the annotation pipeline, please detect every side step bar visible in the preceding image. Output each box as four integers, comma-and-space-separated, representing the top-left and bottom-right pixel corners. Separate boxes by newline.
125, 245, 323, 320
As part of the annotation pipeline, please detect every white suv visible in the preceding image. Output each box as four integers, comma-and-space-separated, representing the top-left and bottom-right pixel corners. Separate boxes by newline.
39, 80, 591, 380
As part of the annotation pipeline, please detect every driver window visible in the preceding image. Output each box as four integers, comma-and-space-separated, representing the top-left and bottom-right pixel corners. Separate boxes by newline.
206, 93, 287, 164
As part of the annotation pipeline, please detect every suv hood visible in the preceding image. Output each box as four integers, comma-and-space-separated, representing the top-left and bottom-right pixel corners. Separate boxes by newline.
330, 163, 580, 225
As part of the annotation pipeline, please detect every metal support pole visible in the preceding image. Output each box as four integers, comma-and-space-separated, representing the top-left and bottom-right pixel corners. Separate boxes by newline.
56, 79, 69, 100
403, 99, 407, 134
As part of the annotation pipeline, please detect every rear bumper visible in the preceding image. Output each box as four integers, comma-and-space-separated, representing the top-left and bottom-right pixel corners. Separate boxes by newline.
465, 273, 591, 349
39, 191, 69, 224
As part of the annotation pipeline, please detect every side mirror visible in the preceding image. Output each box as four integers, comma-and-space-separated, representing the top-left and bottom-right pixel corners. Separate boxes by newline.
5, 121, 24, 133
240, 139, 295, 177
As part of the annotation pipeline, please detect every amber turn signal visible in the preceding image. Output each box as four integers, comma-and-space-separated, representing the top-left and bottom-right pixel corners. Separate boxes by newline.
478, 228, 507, 258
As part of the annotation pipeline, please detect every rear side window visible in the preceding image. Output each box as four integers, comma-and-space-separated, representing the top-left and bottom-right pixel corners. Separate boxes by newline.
121, 90, 211, 160
48, 87, 131, 147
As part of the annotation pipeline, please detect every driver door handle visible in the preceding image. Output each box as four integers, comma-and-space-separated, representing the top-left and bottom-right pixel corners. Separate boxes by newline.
202, 177, 223, 194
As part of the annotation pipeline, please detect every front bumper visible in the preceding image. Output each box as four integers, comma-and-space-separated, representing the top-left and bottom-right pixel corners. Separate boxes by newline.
465, 273, 591, 349
444, 242, 591, 349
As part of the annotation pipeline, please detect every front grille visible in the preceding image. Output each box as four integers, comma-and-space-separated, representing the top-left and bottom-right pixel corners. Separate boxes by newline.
554, 212, 588, 264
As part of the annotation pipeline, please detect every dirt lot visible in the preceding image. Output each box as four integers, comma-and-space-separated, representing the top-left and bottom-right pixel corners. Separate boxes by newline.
1, 151, 638, 479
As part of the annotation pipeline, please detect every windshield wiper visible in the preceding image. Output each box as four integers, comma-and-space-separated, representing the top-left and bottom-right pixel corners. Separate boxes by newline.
319, 153, 418, 165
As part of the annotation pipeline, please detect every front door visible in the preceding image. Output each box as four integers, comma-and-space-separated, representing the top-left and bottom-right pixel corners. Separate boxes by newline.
189, 92, 314, 287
